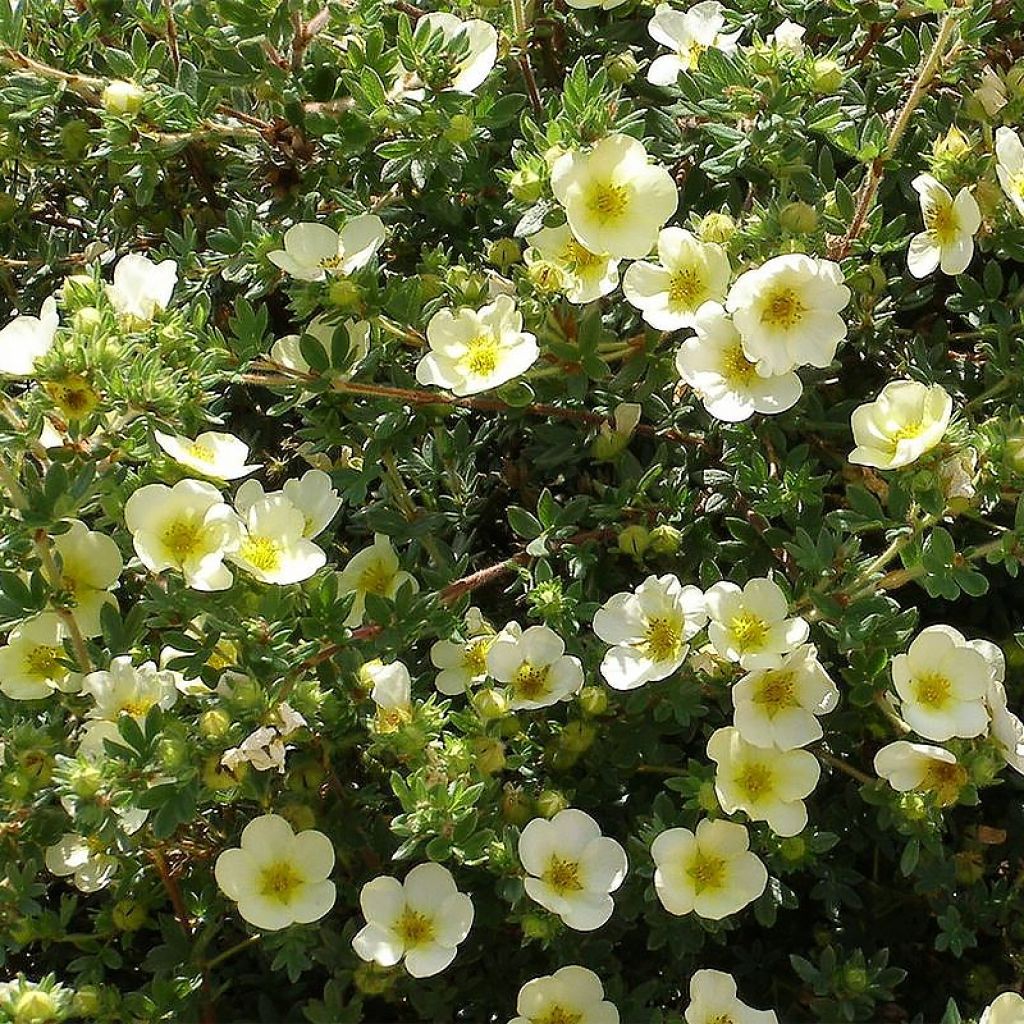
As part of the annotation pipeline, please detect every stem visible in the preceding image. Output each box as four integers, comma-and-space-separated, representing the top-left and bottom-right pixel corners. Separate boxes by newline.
816, 748, 875, 785
875, 693, 913, 735
204, 934, 262, 971
511, 0, 544, 118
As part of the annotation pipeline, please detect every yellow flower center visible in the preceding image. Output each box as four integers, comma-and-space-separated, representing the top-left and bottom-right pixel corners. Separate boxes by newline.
118, 695, 157, 718
537, 1007, 584, 1024
680, 41, 707, 69
318, 254, 344, 270
642, 616, 683, 663
924, 202, 958, 246
586, 181, 630, 224
668, 268, 707, 310
396, 908, 436, 948
462, 637, 491, 677
752, 670, 796, 715
708, 1016, 735, 1024
544, 855, 584, 895
258, 859, 304, 904
736, 761, 774, 801
461, 334, 501, 378
914, 672, 952, 709
512, 662, 551, 701
687, 850, 728, 893
162, 517, 204, 561
188, 442, 214, 462
760, 286, 806, 330
721, 345, 757, 387
240, 535, 282, 573
45, 376, 100, 420
729, 612, 770, 652
359, 561, 394, 596
25, 644, 63, 679
921, 759, 967, 805
561, 238, 604, 273
892, 419, 925, 441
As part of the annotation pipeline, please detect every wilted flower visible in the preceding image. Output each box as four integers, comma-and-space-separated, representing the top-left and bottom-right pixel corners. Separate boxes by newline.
417, 13, 498, 93
873, 740, 967, 805
524, 224, 620, 304
768, 19, 805, 53
45, 834, 118, 893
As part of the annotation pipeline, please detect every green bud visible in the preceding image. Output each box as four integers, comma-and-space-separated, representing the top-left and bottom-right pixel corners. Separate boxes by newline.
648, 524, 683, 556
13, 990, 64, 1024
280, 803, 317, 831
842, 967, 869, 995
847, 261, 888, 298
444, 114, 474, 144
487, 238, 522, 271
60, 119, 91, 160
526, 258, 567, 294
578, 686, 609, 717
500, 784, 533, 826
101, 80, 146, 116
327, 279, 363, 310
603, 50, 640, 85
112, 898, 148, 932
536, 789, 568, 818
199, 708, 233, 741
618, 524, 650, 558
697, 212, 736, 244
509, 167, 544, 204
419, 273, 446, 300
473, 736, 506, 774
559, 721, 596, 754
70, 762, 103, 799
63, 273, 99, 309
521, 912, 560, 940
779, 201, 818, 235
71, 987, 103, 1018
473, 688, 509, 720
780, 836, 806, 861
810, 58, 844, 94
353, 961, 398, 996
158, 734, 190, 772
697, 780, 719, 813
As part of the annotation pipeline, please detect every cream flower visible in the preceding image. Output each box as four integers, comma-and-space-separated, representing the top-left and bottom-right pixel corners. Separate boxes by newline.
524, 224, 620, 304
419, 13, 498, 93
848, 380, 953, 470
0, 296, 58, 376
890, 625, 991, 741
518, 808, 628, 930
996, 126, 1024, 218
415, 294, 539, 397
651, 818, 767, 919
106, 253, 177, 320
566, 0, 629, 8
510, 966, 619, 1024
732, 644, 839, 749
0, 613, 78, 700
51, 520, 123, 636
623, 228, 730, 330
336, 534, 418, 627
980, 993, 1024, 1024
222, 726, 289, 775
124, 479, 243, 591
907, 174, 981, 278
873, 740, 967, 805
486, 623, 584, 710
675, 302, 802, 423
45, 834, 118, 893
430, 611, 496, 696
215, 814, 336, 930
271, 316, 371, 378
592, 573, 707, 690
685, 969, 779, 1024
267, 216, 386, 281
769, 19, 805, 53
726, 254, 850, 376
647, 2, 742, 85
236, 468, 342, 541
154, 429, 260, 480
82, 656, 178, 723
550, 134, 678, 259
704, 577, 809, 669
352, 862, 474, 977
366, 659, 413, 710
707, 726, 821, 836
228, 494, 327, 585
986, 677, 1024, 777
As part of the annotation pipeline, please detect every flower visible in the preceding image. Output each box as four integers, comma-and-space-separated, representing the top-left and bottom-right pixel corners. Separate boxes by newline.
365, 659, 413, 710
907, 174, 981, 278
704, 577, 809, 669
685, 969, 779, 1024
873, 740, 967, 805
675, 302, 803, 423
430, 610, 496, 695
352, 862, 474, 977
267, 216, 386, 281
524, 224, 620, 304
651, 818, 767, 919
848, 380, 953, 470
592, 573, 707, 690
124, 479, 242, 591
105, 253, 177, 320
623, 228, 730, 330
418, 13, 498, 93
890, 625, 991, 742
769, 19, 805, 53
986, 676, 1024, 777
336, 534, 419, 627
510, 966, 619, 1024
486, 623, 584, 710
0, 613, 79, 700
565, 0, 629, 9
214, 814, 336, 930
732, 645, 839, 749
82, 656, 178, 723
725, 254, 850, 376
707, 726, 821, 836
646, 2, 742, 85
154, 429, 260, 480
980, 993, 1024, 1024
0, 296, 58, 376
995, 126, 1024, 218
227, 494, 327, 585
236, 468, 342, 542
270, 316, 371, 378
45, 834, 118, 893
222, 726, 288, 774
415, 294, 539, 397
518, 808, 628, 930
550, 134, 678, 259
51, 520, 123, 636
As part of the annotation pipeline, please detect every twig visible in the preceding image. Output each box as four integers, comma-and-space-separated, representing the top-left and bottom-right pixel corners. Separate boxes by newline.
164, 0, 181, 75
512, 0, 544, 118
816, 748, 875, 785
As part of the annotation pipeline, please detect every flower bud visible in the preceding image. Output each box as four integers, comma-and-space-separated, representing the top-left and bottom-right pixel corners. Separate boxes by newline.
779, 201, 818, 235
353, 961, 398, 996
101, 80, 146, 116
559, 721, 596, 755
542, 145, 566, 169
488, 238, 522, 271
648, 524, 683, 556
71, 987, 103, 1018
578, 686, 608, 717
779, 836, 806, 862
842, 966, 869, 995
697, 780, 719, 813
526, 258, 567, 294
954, 849, 986, 885
70, 762, 103, 799
60, 119, 91, 160
617, 524, 650, 559
199, 708, 233, 741
509, 167, 544, 204
202, 754, 247, 791
280, 803, 317, 831
603, 50, 640, 84
444, 113, 475, 144
501, 783, 533, 825
327, 278, 363, 310
473, 736, 506, 774
535, 789, 568, 818
112, 898, 148, 931
473, 688, 508, 720
810, 58, 844, 94
521, 912, 561, 940
697, 212, 736, 244
13, 989, 65, 1024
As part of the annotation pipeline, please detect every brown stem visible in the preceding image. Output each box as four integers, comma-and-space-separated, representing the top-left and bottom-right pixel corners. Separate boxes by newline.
164, 0, 181, 74
816, 748, 875, 785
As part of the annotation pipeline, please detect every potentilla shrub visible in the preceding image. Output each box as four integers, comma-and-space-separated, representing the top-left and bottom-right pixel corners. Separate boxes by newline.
2, 0, 1024, 1021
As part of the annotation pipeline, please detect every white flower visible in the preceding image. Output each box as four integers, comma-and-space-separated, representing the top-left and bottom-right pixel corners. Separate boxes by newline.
228, 494, 327, 585
550, 134, 679, 259
518, 808, 628, 930
0, 296, 58, 376
592, 573, 707, 690
769, 19, 805, 53
215, 814, 336, 930
236, 469, 342, 541
995, 126, 1024, 218
623, 229, 730, 330
980, 992, 1024, 1024
848, 380, 953, 470
352, 862, 474, 977
267, 216, 386, 281
685, 969, 779, 1024
45, 834, 118, 893
83, 656, 178, 723
732, 645, 839, 749
222, 726, 289, 775
430, 613, 496, 696
0, 613, 79, 700
565, 0, 629, 9
486, 623, 584, 710
986, 677, 1024, 777
154, 429, 260, 480
272, 315, 371, 378
106, 253, 177, 320
726, 254, 851, 376
419, 13, 498, 93
907, 174, 981, 278
873, 740, 967, 805
524, 224, 620, 304
651, 818, 767, 919
336, 534, 419, 627
124, 479, 243, 591
646, 2, 742, 85
974, 67, 1008, 117
415, 294, 539, 397
890, 625, 991, 741
707, 726, 821, 836
675, 302, 802, 423
704, 577, 809, 669
510, 966, 619, 1024
51, 519, 123, 636
365, 660, 413, 710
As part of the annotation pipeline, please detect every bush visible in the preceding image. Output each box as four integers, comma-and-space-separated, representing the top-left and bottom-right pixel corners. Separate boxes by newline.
1, 0, 1023, 1022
